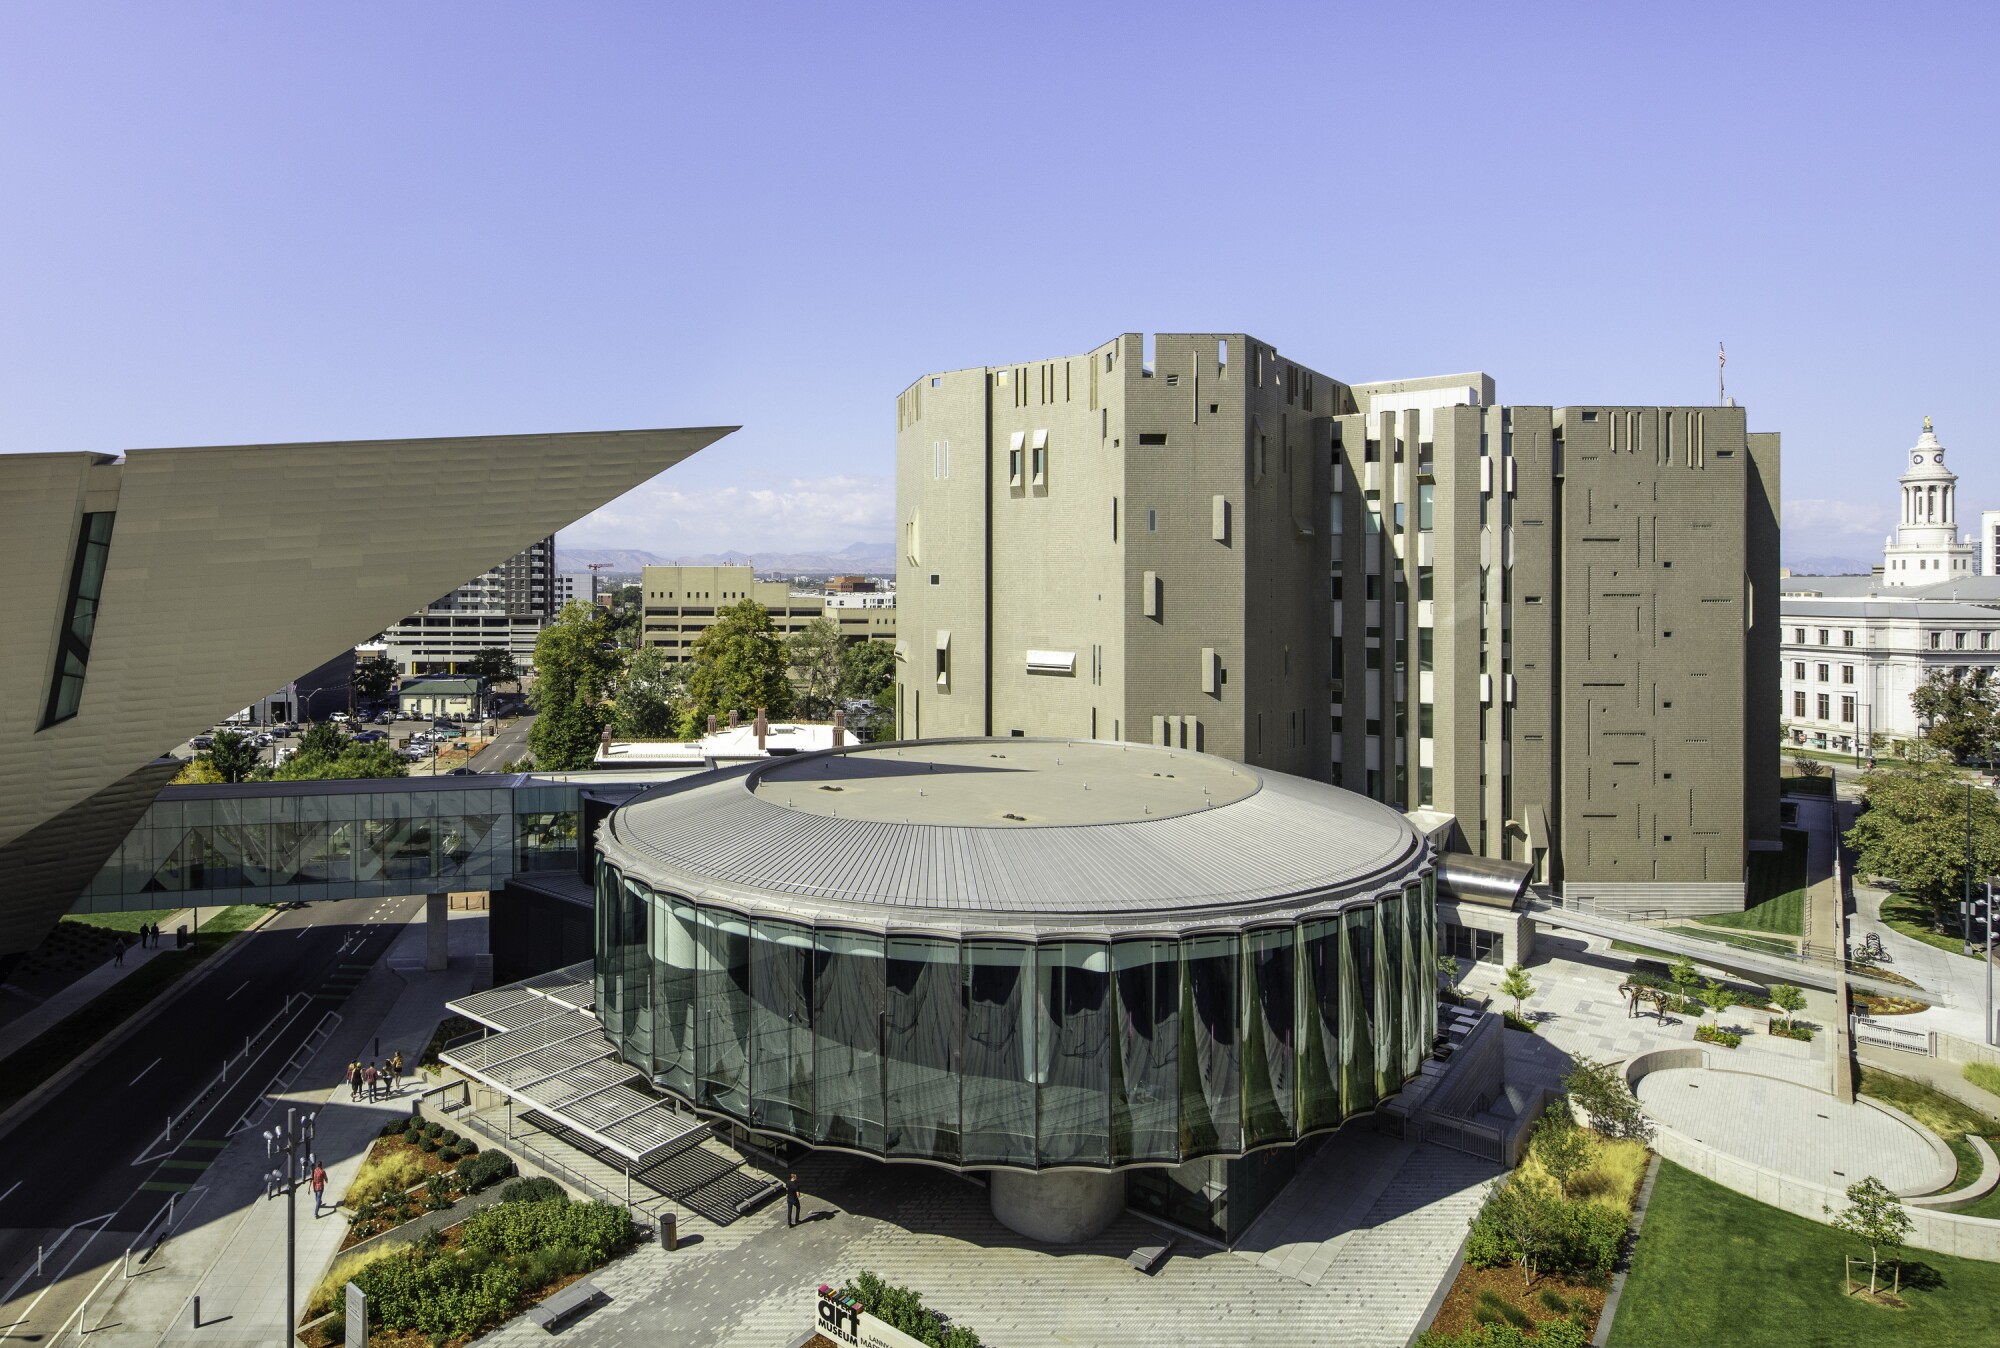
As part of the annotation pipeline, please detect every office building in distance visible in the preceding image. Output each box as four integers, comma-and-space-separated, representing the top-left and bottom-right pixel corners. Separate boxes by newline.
376, 536, 557, 676
638, 563, 894, 661
894, 333, 1780, 922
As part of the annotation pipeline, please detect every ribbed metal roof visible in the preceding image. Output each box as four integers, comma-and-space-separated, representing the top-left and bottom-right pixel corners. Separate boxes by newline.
599, 739, 1427, 932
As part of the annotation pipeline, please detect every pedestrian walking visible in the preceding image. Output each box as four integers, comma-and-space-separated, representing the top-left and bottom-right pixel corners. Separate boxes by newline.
785, 1172, 801, 1227
145, 922, 155, 949
311, 1163, 328, 1215
364, 1063, 379, 1101
348, 1061, 362, 1101
389, 1050, 404, 1095
113, 938, 126, 967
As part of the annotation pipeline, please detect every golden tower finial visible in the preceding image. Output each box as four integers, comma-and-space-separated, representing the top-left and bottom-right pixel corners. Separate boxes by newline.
1925, 414, 1934, 433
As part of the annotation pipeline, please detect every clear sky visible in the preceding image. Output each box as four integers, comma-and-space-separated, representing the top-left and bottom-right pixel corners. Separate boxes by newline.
3, 2, 1994, 566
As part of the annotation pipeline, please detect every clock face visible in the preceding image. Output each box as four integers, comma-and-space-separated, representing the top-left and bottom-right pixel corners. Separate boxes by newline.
1915, 453, 1925, 465
1935, 454, 1945, 463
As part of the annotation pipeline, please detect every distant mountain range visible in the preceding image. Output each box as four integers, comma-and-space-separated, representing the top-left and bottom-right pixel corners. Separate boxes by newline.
1782, 555, 1874, 577
558, 541, 895, 576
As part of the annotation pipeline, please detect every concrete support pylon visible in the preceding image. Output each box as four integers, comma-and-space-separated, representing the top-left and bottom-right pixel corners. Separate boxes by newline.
426, 892, 449, 971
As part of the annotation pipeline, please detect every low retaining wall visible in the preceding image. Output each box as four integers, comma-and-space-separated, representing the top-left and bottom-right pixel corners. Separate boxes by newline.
1625, 1050, 2000, 1261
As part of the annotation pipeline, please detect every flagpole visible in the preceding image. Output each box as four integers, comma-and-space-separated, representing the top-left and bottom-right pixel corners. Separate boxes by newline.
1718, 341, 1726, 405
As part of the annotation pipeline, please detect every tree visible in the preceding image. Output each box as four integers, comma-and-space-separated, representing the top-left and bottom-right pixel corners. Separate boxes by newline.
1912, 666, 2000, 763
528, 603, 622, 770
201, 730, 260, 784
1500, 963, 1535, 1019
1668, 954, 1701, 1002
297, 722, 348, 761
841, 639, 897, 702
275, 741, 408, 780
680, 598, 793, 734
1437, 954, 1463, 999
1846, 760, 2000, 924
785, 617, 846, 722
1771, 984, 1808, 1021
465, 647, 520, 691
1698, 978, 1734, 1022
352, 656, 398, 704
611, 645, 684, 739
1560, 1054, 1654, 1143
1826, 1175, 1913, 1296
1481, 1172, 1568, 1288
1530, 1104, 1595, 1197
1790, 755, 1827, 778
172, 756, 224, 785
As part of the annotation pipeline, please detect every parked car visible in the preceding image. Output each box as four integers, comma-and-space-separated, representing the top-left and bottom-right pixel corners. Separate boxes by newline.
446, 767, 478, 777
373, 712, 394, 725
351, 730, 386, 743
329, 711, 352, 724
190, 735, 214, 750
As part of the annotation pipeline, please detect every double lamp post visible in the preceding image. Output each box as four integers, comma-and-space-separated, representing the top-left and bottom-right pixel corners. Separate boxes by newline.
265, 1108, 317, 1332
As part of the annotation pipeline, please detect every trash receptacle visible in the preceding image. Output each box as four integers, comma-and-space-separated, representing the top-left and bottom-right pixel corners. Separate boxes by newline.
176, 924, 189, 948
662, 1213, 677, 1251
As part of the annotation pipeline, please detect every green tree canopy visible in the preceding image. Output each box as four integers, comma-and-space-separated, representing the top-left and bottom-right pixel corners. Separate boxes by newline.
1913, 666, 2000, 763
298, 721, 348, 760
1846, 760, 2000, 920
785, 617, 845, 721
465, 647, 521, 689
275, 741, 408, 781
840, 638, 897, 702
1826, 1175, 1913, 1295
351, 656, 398, 704
1560, 1053, 1654, 1143
528, 602, 622, 770
200, 729, 260, 784
679, 598, 793, 734
611, 644, 684, 739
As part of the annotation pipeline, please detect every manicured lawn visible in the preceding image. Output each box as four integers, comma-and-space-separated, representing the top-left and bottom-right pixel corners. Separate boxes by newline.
1858, 1067, 2000, 1140
61, 907, 180, 934
1880, 893, 1987, 960
1609, 1160, 2000, 1347
1700, 830, 1807, 936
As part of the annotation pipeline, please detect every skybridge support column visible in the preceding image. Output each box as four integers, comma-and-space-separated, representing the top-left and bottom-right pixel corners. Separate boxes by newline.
426, 892, 449, 971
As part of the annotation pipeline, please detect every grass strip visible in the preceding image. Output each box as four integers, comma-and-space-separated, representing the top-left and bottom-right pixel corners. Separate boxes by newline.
1609, 1160, 2000, 1347
1700, 830, 1807, 935
0, 906, 264, 1115
1881, 894, 1987, 960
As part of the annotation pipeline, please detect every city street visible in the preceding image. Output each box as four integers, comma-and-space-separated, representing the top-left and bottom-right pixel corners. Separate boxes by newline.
0, 894, 420, 1340
469, 715, 534, 771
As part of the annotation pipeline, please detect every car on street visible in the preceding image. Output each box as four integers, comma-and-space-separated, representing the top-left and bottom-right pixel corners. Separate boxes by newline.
351, 730, 387, 742
190, 735, 214, 750
446, 767, 478, 776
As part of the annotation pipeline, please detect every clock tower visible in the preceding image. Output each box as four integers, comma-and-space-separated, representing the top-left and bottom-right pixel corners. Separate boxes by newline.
1883, 417, 1974, 584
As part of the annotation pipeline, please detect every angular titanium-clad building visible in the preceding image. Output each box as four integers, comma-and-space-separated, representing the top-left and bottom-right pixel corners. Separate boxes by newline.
0, 426, 733, 959
590, 737, 1438, 1242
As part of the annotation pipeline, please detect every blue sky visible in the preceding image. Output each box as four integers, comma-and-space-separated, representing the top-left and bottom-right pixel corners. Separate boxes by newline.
3, 2, 1994, 565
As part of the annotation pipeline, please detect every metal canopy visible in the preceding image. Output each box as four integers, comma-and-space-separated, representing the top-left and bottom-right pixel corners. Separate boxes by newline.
443, 965, 707, 1167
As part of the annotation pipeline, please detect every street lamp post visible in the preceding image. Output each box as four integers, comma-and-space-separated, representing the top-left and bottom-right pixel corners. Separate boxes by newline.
265, 1108, 316, 1337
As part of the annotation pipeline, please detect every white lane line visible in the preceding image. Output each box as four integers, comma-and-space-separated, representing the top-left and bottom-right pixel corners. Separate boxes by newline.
0, 1180, 18, 1206
225, 980, 248, 1001
128, 1057, 161, 1087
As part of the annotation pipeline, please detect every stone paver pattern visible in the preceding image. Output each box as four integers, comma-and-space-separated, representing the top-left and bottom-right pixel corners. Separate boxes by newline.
469, 1129, 1497, 1348
1635, 1066, 1945, 1192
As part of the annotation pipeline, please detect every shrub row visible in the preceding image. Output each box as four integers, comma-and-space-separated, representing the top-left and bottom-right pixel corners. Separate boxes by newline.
840, 1271, 983, 1348
1769, 1018, 1816, 1042
455, 1148, 515, 1192
499, 1177, 567, 1205
1418, 1321, 1588, 1348
1694, 1024, 1742, 1049
1465, 1174, 1626, 1287
344, 1198, 634, 1342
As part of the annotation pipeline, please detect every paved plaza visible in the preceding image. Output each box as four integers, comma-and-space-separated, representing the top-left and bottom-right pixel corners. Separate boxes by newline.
468, 1113, 1496, 1348
1636, 1066, 1948, 1193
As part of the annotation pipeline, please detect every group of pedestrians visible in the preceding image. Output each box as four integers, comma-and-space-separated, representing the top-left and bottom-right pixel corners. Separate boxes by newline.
112, 923, 170, 967
345, 1050, 405, 1101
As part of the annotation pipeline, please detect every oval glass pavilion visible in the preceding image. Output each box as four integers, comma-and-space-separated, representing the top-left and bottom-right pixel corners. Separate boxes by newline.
591, 738, 1438, 1176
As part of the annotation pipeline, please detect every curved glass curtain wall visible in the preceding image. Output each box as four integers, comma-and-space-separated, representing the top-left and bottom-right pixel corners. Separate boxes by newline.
594, 858, 1437, 1170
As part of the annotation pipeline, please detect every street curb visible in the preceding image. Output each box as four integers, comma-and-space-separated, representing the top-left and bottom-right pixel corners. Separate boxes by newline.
0, 907, 285, 1146
1591, 1151, 1662, 1347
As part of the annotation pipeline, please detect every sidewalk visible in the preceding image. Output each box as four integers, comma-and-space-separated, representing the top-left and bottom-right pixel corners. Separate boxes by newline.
82, 909, 486, 1348
0, 908, 202, 1064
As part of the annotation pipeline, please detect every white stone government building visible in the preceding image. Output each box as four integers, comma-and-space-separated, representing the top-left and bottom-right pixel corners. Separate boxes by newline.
1781, 418, 2000, 752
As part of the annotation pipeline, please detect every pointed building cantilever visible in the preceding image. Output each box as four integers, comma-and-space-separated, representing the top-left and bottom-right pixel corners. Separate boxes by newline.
0, 425, 734, 956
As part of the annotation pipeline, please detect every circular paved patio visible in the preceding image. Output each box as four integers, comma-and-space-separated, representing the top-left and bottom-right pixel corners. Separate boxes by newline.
1635, 1067, 1948, 1193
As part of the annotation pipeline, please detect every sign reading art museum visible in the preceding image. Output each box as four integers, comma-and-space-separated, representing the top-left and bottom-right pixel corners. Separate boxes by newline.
814, 1286, 928, 1348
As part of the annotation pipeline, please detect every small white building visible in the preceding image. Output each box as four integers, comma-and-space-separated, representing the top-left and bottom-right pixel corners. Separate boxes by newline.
594, 721, 849, 774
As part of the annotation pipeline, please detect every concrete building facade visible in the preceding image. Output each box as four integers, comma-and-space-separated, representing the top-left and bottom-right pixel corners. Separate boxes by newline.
377, 536, 558, 676
639, 563, 894, 660
894, 333, 1781, 917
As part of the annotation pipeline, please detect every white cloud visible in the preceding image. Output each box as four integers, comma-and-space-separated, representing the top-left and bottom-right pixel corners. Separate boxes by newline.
557, 473, 894, 556
1783, 497, 1893, 548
